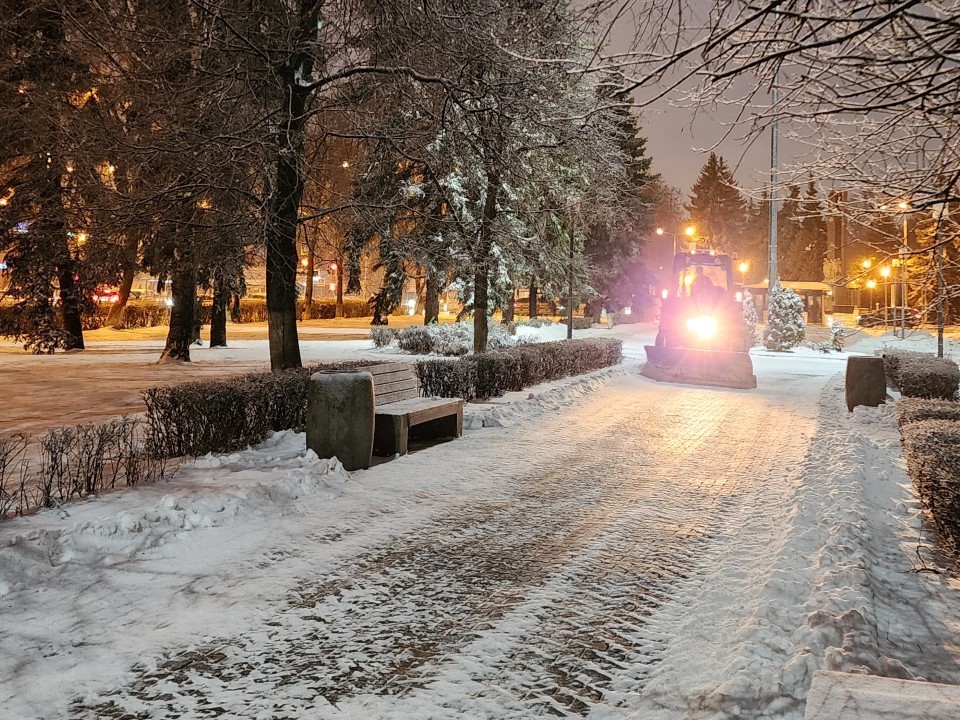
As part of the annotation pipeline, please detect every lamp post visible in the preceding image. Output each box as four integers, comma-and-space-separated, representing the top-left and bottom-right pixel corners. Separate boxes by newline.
567, 197, 581, 340
880, 266, 891, 327
738, 261, 749, 287
866, 279, 877, 309
897, 201, 910, 339
656, 225, 697, 256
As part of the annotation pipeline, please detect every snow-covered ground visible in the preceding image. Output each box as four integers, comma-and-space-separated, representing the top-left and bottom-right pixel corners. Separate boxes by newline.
0, 319, 635, 436
3, 327, 960, 719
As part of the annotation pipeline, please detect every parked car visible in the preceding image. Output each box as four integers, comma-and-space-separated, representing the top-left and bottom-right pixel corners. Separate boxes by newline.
856, 307, 922, 328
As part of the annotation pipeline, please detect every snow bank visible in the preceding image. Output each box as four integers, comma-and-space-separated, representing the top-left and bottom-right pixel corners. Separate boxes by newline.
0, 432, 349, 596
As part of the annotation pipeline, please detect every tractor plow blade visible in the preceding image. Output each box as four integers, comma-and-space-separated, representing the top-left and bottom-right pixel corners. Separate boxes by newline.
641, 345, 757, 390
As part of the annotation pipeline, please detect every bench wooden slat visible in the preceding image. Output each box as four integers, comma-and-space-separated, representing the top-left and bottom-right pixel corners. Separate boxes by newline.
364, 362, 412, 376
374, 378, 420, 395
375, 390, 419, 406
369, 370, 417, 387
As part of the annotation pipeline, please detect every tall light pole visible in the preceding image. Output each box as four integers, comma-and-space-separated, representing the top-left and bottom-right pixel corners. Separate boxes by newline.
880, 266, 891, 326
897, 201, 910, 339
768, 69, 780, 290
739, 261, 749, 287
933, 203, 949, 357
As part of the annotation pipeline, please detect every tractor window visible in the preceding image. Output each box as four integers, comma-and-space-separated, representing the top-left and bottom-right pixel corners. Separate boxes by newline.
679, 264, 728, 297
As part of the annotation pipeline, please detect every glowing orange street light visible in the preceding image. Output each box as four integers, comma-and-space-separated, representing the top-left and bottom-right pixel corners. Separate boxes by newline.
684, 225, 696, 237
656, 227, 665, 235
861, 259, 872, 270
880, 266, 891, 278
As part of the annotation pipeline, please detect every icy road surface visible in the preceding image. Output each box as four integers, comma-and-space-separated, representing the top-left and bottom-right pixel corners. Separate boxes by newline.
3, 348, 960, 719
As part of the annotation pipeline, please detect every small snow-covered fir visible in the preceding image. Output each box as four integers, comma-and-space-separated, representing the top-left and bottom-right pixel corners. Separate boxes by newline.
764, 283, 806, 351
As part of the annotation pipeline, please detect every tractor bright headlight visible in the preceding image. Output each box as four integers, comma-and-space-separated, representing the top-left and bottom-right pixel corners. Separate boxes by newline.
686, 315, 718, 339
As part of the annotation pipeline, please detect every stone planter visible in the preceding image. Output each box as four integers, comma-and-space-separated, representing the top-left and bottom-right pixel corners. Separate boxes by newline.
306, 370, 374, 471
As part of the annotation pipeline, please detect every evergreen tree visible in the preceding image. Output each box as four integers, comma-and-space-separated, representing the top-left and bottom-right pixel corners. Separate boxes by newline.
583, 78, 657, 317
741, 194, 769, 281
685, 153, 745, 251
0, 2, 93, 352
764, 284, 806, 350
777, 185, 805, 280
801, 179, 827, 279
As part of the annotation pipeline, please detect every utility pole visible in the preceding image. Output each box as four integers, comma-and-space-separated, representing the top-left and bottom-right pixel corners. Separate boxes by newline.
768, 70, 779, 296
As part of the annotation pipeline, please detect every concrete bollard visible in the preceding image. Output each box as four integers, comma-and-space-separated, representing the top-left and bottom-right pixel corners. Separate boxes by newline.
845, 356, 886, 412
306, 370, 374, 471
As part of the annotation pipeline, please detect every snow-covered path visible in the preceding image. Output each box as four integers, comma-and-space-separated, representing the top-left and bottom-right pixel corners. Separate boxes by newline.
3, 348, 960, 719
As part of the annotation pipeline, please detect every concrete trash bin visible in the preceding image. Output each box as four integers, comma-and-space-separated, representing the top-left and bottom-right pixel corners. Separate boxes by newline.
306, 370, 375, 471
844, 355, 886, 412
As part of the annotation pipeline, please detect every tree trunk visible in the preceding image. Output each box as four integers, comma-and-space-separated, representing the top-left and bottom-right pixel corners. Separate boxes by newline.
502, 281, 515, 323
301, 247, 314, 321
58, 267, 84, 350
106, 235, 139, 328
414, 274, 425, 314
265, 71, 308, 371
210, 266, 228, 347
529, 276, 538, 318
424, 268, 440, 325
335, 261, 344, 318
160, 266, 196, 363
474, 267, 489, 354
473, 171, 499, 353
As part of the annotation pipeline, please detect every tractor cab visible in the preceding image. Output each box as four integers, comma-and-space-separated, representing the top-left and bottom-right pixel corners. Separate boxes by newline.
670, 252, 735, 305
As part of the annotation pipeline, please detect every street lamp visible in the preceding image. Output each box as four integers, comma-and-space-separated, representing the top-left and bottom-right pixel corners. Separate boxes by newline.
866, 279, 877, 309
880, 266, 891, 325
861, 258, 872, 270
899, 204, 911, 338
738, 261, 749, 286
655, 225, 697, 255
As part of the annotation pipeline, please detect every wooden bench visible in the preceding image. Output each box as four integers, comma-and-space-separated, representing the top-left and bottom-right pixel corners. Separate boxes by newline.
359, 363, 463, 457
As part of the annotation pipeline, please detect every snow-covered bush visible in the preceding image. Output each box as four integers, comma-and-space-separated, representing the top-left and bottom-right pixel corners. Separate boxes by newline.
764, 284, 805, 350
901, 418, 960, 557
879, 350, 959, 400
742, 289, 759, 347
416, 337, 623, 401
896, 397, 960, 430
392, 321, 522, 356
371, 326, 398, 348
518, 318, 552, 329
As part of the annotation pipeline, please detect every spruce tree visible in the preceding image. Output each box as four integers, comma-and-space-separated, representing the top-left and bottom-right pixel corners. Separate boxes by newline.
764, 284, 806, 350
685, 152, 745, 250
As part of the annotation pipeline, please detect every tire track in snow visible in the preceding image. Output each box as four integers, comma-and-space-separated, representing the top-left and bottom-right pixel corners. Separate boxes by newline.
70, 374, 798, 719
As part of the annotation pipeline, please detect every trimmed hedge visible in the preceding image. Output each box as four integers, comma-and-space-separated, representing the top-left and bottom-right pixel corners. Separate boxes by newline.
878, 349, 959, 400
142, 360, 383, 458
416, 337, 623, 401
901, 418, 960, 557
896, 397, 960, 430
77, 298, 373, 331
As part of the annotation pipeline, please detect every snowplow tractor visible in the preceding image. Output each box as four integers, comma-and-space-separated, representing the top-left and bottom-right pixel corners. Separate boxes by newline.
642, 251, 757, 390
